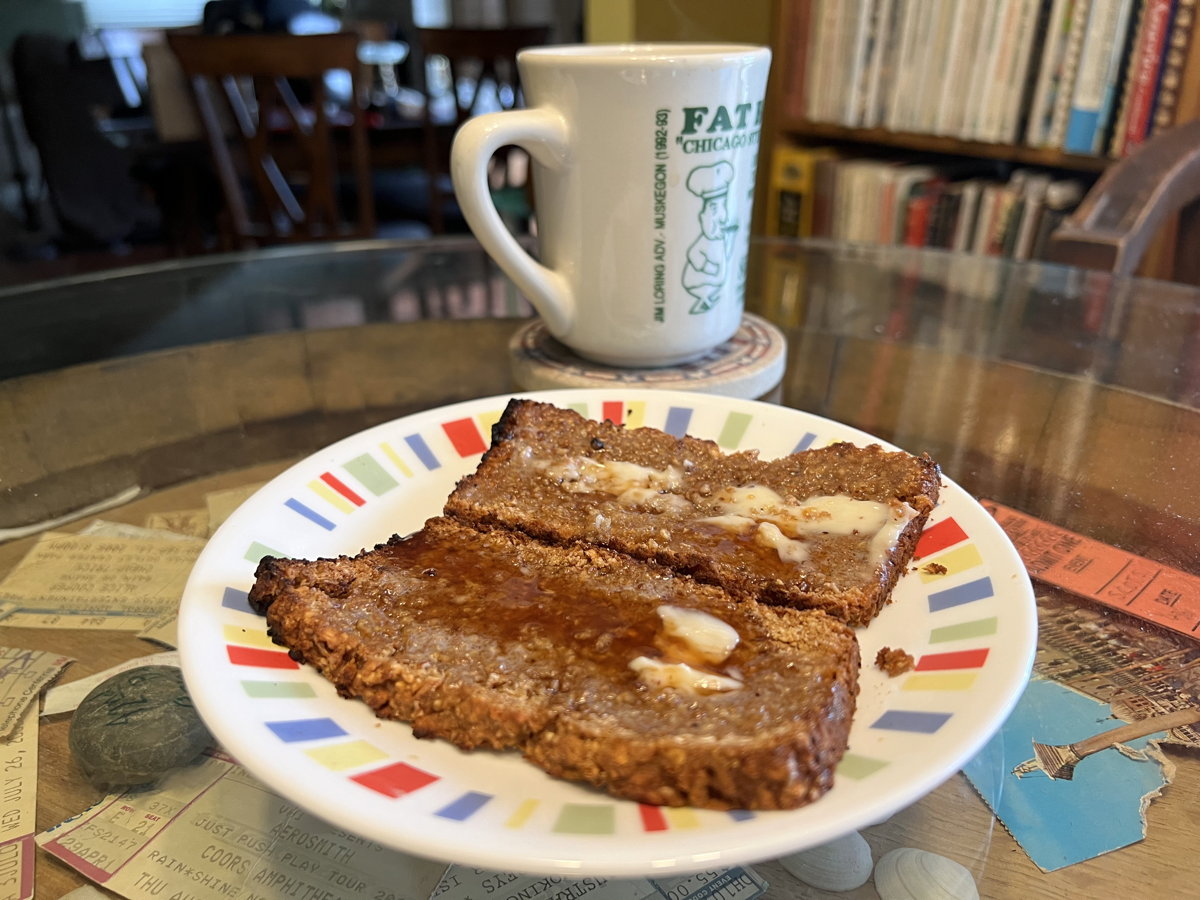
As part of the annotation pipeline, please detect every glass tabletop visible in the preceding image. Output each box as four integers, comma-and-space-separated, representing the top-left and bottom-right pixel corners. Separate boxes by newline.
3, 236, 1199, 897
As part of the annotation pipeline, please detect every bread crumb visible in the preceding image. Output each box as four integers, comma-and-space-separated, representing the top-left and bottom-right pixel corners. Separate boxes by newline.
921, 562, 949, 575
875, 646, 915, 677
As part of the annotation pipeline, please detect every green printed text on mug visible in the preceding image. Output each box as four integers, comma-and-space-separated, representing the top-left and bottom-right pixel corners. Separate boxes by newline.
649, 103, 761, 321
676, 102, 763, 154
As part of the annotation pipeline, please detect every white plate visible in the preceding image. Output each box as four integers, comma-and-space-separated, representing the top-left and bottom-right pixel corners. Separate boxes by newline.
179, 388, 1036, 877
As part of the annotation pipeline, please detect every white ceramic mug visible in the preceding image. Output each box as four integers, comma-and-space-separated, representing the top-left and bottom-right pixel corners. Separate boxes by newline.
451, 43, 771, 367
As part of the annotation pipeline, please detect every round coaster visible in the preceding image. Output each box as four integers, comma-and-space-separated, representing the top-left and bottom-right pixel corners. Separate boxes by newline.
509, 313, 787, 400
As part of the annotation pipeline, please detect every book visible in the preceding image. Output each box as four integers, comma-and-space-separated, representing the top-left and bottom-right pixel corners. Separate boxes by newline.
805, 0, 834, 121
827, 2, 863, 125
1012, 173, 1053, 258
1030, 179, 1086, 258
1046, 0, 1094, 146
885, 165, 937, 242
1063, 0, 1139, 153
863, 0, 904, 127
1150, 0, 1197, 134
935, 0, 986, 136
842, 0, 879, 126
912, 0, 957, 134
976, 0, 1024, 142
783, 0, 816, 121
1025, 0, 1081, 146
902, 180, 944, 246
764, 144, 838, 238
951, 179, 986, 250
961, 0, 1007, 139
810, 155, 840, 237
886, 0, 926, 131
1000, 0, 1053, 144
1114, 0, 1175, 154
927, 184, 964, 248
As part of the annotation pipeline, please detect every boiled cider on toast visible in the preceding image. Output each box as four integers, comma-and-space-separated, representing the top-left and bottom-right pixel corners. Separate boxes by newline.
445, 400, 941, 627
248, 516, 858, 810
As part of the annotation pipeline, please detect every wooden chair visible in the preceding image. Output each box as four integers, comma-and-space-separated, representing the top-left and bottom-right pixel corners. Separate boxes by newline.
1046, 119, 1200, 284
413, 26, 549, 234
167, 31, 375, 248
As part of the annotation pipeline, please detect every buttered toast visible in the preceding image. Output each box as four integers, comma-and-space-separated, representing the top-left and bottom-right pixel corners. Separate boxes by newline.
249, 516, 858, 810
445, 400, 941, 627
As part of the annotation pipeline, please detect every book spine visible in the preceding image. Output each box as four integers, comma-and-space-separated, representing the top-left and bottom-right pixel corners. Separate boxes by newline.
825, 3, 854, 124
1063, 0, 1137, 153
977, 0, 1024, 142
1150, 0, 1197, 134
1003, 0, 1053, 144
1116, 0, 1174, 153
1048, 0, 1094, 146
784, 0, 816, 121
934, 0, 977, 135
886, 0, 923, 131
862, 0, 901, 127
842, 0, 878, 126
805, 0, 831, 121
912, 0, 955, 133
1024, 0, 1077, 145
962, 0, 1007, 138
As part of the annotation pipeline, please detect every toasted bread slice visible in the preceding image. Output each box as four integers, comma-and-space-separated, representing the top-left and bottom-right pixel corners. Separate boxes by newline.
445, 400, 941, 627
249, 516, 859, 810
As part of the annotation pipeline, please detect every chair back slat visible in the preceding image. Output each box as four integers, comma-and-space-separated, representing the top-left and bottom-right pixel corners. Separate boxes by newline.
414, 26, 549, 233
167, 31, 375, 248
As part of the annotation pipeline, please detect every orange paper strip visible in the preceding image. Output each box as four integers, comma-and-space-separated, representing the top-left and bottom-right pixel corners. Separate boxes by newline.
982, 500, 1200, 640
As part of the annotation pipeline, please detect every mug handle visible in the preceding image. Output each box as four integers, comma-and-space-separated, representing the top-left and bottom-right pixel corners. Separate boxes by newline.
450, 109, 574, 335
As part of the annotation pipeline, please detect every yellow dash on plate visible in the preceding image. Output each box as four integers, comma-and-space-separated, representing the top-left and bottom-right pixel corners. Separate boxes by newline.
380, 442, 414, 478
902, 672, 979, 692
222, 624, 275, 650
623, 402, 647, 429
304, 741, 389, 771
476, 410, 504, 440
308, 479, 355, 514
664, 807, 701, 829
505, 799, 539, 829
918, 544, 984, 582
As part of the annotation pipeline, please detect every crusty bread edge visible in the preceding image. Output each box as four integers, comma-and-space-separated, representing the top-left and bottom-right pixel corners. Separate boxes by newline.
249, 535, 860, 811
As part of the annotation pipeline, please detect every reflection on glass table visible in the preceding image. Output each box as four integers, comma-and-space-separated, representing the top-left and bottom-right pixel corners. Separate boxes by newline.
2, 236, 1199, 898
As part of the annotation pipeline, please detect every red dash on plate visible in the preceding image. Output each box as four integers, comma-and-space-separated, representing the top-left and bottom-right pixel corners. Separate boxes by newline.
442, 417, 488, 457
319, 472, 366, 506
638, 804, 669, 832
914, 518, 969, 559
915, 648, 990, 671
226, 645, 299, 669
351, 761, 439, 797
602, 401, 625, 425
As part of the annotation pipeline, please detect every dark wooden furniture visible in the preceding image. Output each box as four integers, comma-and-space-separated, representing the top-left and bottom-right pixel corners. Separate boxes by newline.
1046, 120, 1200, 284
413, 26, 548, 233
167, 31, 374, 249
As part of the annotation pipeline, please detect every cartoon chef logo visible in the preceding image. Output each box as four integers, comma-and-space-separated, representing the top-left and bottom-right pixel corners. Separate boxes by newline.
681, 161, 738, 314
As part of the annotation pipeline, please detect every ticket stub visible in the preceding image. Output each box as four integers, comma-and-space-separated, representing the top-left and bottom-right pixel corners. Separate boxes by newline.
650, 868, 767, 900
983, 501, 1200, 640
0, 533, 202, 630
0, 703, 37, 900
0, 647, 74, 740
430, 865, 767, 900
37, 752, 447, 900
431, 867, 658, 900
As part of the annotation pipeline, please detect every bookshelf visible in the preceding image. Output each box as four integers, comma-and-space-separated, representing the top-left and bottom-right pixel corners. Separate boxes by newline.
778, 121, 1111, 173
760, 0, 1200, 275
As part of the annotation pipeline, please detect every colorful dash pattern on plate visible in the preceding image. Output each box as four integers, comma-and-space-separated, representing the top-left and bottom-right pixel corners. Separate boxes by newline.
217, 398, 999, 834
